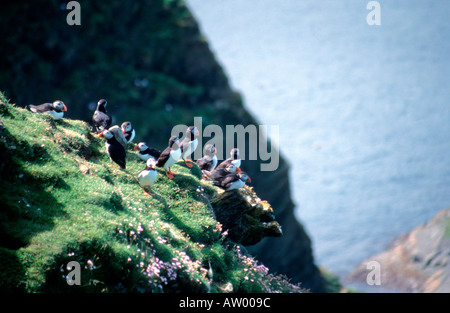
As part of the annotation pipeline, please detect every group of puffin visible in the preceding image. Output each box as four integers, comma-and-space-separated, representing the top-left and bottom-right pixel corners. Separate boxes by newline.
27, 99, 251, 196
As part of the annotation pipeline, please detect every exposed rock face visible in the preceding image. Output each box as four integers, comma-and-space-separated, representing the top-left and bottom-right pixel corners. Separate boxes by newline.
211, 186, 282, 246
347, 209, 450, 293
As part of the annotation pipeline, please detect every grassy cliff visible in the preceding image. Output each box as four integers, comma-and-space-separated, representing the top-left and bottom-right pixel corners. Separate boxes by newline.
0, 93, 305, 293
0, 0, 327, 291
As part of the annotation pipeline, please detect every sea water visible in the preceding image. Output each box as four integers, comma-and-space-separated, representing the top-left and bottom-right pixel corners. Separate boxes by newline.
186, 0, 450, 276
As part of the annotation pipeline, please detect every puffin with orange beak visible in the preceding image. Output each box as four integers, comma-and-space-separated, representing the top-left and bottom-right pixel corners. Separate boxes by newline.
121, 121, 135, 143
216, 148, 241, 172
27, 100, 67, 120
196, 144, 218, 179
134, 142, 161, 162
213, 171, 251, 191
99, 129, 126, 169
137, 158, 158, 195
210, 164, 239, 182
156, 136, 181, 179
179, 126, 199, 168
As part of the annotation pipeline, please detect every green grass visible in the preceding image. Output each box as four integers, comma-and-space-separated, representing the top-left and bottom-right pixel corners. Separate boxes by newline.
0, 92, 305, 293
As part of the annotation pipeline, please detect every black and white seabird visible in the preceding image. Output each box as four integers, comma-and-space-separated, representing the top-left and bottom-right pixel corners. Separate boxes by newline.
108, 125, 128, 148
99, 129, 126, 169
27, 100, 67, 120
213, 171, 251, 191
179, 126, 199, 168
121, 121, 135, 143
196, 144, 218, 179
156, 136, 181, 179
134, 142, 161, 162
209, 164, 239, 183
216, 148, 241, 171
137, 158, 158, 195
92, 99, 112, 133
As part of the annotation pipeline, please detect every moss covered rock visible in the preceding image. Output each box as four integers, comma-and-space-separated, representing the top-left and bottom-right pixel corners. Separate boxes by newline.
211, 186, 282, 246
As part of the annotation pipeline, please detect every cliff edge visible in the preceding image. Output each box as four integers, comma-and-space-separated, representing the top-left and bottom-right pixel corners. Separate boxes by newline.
0, 0, 326, 291
0, 97, 306, 293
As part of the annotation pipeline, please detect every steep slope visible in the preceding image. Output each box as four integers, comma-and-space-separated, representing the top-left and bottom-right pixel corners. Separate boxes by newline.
0, 95, 305, 293
0, 0, 326, 291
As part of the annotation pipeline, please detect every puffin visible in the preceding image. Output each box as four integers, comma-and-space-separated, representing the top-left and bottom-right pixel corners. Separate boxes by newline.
179, 126, 199, 168
27, 100, 67, 120
108, 125, 128, 148
134, 142, 161, 162
210, 164, 240, 183
92, 99, 112, 133
121, 121, 135, 143
99, 129, 126, 169
137, 158, 158, 195
213, 171, 251, 191
156, 136, 181, 179
216, 148, 241, 171
196, 144, 218, 179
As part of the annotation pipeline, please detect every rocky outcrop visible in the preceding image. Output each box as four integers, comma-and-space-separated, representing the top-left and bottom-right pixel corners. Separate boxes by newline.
211, 186, 282, 246
346, 209, 450, 292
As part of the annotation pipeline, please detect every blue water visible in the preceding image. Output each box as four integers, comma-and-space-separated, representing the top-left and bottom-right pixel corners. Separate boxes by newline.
186, 0, 450, 276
